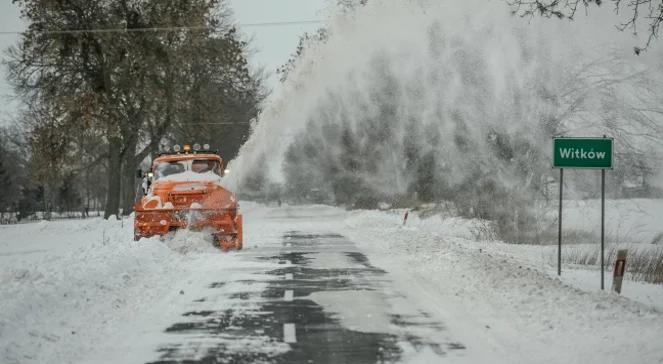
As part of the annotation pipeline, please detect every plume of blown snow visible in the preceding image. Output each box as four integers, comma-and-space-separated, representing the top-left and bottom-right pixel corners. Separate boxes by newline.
225, 0, 663, 201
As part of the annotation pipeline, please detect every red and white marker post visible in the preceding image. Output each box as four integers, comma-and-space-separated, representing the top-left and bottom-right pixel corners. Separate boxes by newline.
611, 249, 628, 294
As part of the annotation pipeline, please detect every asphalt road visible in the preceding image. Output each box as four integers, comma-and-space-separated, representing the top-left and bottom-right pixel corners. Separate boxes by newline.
144, 231, 465, 364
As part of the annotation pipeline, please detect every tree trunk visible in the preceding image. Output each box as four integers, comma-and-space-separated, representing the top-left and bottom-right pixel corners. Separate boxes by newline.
121, 144, 138, 216
104, 137, 122, 219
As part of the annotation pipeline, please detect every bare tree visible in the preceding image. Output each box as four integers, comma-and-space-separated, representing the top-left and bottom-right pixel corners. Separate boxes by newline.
8, 0, 264, 218
507, 0, 663, 52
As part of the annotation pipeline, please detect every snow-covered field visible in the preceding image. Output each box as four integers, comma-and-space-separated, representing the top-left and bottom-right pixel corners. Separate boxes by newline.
561, 198, 663, 245
1, 201, 662, 363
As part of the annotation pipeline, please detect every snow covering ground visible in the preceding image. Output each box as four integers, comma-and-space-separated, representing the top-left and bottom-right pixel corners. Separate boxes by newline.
0, 200, 662, 363
0, 216, 191, 363
345, 207, 663, 363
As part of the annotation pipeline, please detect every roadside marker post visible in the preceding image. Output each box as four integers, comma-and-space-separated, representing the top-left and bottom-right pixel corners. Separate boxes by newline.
553, 136, 613, 289
611, 249, 628, 294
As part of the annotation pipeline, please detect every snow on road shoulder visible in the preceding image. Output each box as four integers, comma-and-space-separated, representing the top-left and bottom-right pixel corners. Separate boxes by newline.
0, 217, 234, 364
344, 208, 663, 364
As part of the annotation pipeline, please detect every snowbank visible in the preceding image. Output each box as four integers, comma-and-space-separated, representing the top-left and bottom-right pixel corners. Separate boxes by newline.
0, 218, 216, 364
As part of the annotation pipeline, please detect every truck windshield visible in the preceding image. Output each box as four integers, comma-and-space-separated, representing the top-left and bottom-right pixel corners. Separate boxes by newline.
192, 159, 220, 174
154, 159, 221, 180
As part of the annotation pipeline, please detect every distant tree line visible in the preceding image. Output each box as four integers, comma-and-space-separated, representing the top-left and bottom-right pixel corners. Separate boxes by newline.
4, 0, 265, 220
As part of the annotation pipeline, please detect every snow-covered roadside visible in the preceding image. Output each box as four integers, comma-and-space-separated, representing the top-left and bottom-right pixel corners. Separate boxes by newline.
456, 240, 663, 311
2, 202, 662, 364
344, 209, 663, 364
354, 203, 663, 311
0, 218, 213, 364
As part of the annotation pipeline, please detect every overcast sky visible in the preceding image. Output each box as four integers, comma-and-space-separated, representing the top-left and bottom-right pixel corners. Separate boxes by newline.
229, 0, 327, 80
0, 0, 327, 125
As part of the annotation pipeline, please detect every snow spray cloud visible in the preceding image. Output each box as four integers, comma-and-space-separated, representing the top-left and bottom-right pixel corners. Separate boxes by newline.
226, 0, 663, 215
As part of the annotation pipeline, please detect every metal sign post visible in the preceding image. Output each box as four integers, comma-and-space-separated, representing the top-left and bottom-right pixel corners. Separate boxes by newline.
553, 137, 613, 288
601, 168, 605, 289
558, 168, 563, 276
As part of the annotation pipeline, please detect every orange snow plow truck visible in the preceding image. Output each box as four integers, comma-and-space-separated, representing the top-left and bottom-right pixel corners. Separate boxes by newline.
133, 143, 242, 250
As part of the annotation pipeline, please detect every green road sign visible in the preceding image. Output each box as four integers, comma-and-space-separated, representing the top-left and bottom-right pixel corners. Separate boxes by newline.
553, 137, 613, 169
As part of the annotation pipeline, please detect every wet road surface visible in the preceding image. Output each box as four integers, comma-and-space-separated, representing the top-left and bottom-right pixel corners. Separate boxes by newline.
147, 232, 465, 363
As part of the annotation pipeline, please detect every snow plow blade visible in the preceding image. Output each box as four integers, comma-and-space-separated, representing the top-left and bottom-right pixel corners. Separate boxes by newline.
134, 208, 243, 250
